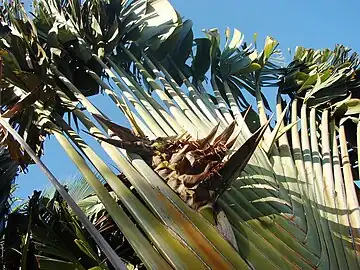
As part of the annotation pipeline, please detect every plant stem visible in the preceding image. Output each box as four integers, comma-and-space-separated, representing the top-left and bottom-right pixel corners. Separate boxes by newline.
142, 52, 210, 136
50, 120, 171, 269
122, 46, 196, 136
150, 55, 216, 127
107, 57, 179, 137
210, 74, 234, 125
0, 117, 127, 270
91, 56, 167, 138
74, 109, 247, 269
339, 124, 360, 243
54, 114, 210, 269
85, 69, 157, 138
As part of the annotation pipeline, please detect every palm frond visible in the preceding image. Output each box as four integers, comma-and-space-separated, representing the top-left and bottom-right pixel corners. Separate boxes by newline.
0, 146, 17, 236
1, 0, 360, 269
42, 172, 102, 202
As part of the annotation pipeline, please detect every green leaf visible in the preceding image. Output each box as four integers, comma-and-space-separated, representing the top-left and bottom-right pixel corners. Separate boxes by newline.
229, 51, 258, 75
171, 20, 194, 64
74, 42, 93, 63
297, 73, 317, 93
137, 0, 180, 50
333, 99, 360, 117
36, 256, 76, 270
263, 103, 291, 153
243, 106, 261, 132
74, 239, 99, 262
105, 20, 120, 54
192, 38, 211, 80
203, 28, 221, 69
153, 19, 193, 62
152, 20, 193, 85
69, 0, 81, 27
220, 121, 270, 191
275, 120, 299, 141
91, 15, 103, 40
31, 226, 78, 263
237, 62, 262, 74
258, 36, 279, 67
78, 191, 118, 222
222, 28, 244, 60
34, 242, 77, 263
0, 49, 21, 71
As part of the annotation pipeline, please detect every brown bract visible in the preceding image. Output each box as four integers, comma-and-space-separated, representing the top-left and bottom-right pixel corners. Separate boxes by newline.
88, 115, 266, 211
151, 123, 236, 210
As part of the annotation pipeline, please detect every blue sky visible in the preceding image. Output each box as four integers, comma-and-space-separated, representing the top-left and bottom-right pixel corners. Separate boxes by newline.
16, 0, 360, 200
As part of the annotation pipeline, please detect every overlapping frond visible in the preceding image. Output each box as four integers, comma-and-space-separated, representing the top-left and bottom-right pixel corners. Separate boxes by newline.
0, 0, 359, 269
0, 146, 17, 237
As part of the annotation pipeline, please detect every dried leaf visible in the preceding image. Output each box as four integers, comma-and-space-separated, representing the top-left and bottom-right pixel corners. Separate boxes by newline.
83, 130, 153, 157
